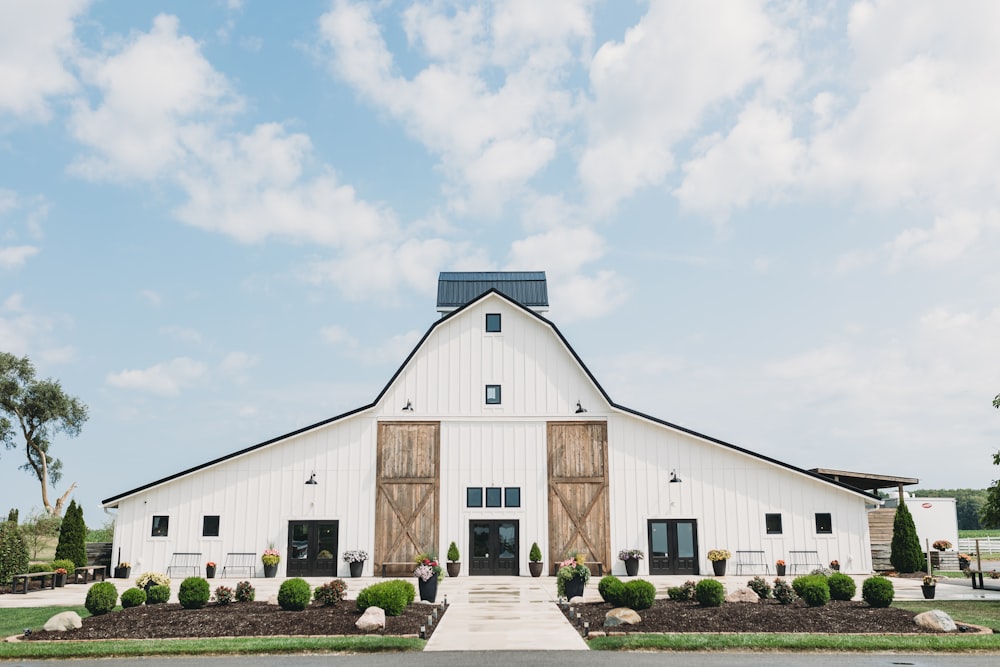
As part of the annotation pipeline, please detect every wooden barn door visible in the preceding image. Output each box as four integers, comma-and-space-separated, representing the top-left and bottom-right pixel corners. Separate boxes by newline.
375, 422, 440, 574
547, 422, 611, 573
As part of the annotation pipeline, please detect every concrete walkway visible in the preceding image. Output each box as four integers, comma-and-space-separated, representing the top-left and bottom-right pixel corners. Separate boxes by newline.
4, 572, 1000, 650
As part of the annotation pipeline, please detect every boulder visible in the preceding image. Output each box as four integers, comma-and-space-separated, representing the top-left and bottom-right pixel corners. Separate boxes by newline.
725, 588, 760, 603
356, 606, 386, 632
44, 611, 82, 632
604, 607, 642, 627
569, 595, 585, 605
914, 610, 957, 633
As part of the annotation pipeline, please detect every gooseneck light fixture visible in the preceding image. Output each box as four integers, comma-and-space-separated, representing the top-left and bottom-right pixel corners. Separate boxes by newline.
305, 472, 318, 485
575, 400, 587, 414
669, 470, 682, 483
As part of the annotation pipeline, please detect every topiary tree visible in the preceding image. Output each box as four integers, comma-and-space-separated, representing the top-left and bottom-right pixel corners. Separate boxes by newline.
862, 575, 895, 607
598, 575, 624, 605
620, 579, 656, 610
178, 577, 210, 609
447, 541, 460, 562
828, 572, 856, 601
695, 578, 725, 607
0, 520, 29, 586
85, 581, 118, 615
120, 587, 146, 608
890, 501, 924, 573
55, 499, 87, 568
277, 577, 311, 611
529, 542, 542, 562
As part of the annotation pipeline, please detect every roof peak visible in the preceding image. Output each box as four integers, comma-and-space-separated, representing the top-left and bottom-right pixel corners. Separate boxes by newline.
436, 271, 548, 313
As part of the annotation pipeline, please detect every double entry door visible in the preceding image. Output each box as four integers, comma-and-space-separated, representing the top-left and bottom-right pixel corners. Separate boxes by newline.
647, 519, 698, 575
469, 520, 519, 575
287, 520, 338, 577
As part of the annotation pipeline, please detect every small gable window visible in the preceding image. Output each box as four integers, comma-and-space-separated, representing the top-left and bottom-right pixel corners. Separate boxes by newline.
815, 513, 833, 534
485, 385, 501, 405
203, 515, 220, 537
151, 515, 169, 537
485, 313, 501, 332
467, 487, 484, 507
486, 487, 502, 508
765, 513, 782, 535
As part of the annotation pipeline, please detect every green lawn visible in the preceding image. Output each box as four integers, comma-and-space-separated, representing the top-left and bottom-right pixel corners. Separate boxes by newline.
959, 530, 1000, 538
894, 600, 1000, 632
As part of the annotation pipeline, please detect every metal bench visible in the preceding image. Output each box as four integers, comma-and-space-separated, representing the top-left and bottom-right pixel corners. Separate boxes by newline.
72, 565, 107, 584
166, 552, 201, 577
788, 550, 822, 574
970, 570, 1000, 590
222, 552, 257, 578
735, 550, 769, 575
10, 571, 56, 594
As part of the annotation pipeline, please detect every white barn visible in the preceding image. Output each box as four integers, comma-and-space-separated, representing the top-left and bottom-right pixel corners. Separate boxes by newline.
103, 272, 875, 578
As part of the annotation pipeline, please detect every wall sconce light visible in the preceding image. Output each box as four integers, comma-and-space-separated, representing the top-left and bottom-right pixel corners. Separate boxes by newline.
402, 399, 413, 411
305, 472, 318, 485
669, 470, 682, 483
575, 400, 587, 414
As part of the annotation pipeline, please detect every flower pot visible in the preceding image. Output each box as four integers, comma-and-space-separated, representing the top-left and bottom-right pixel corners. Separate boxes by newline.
624, 559, 639, 577
529, 561, 544, 577
263, 563, 278, 578
54, 573, 66, 587
115, 566, 131, 579
349, 561, 364, 578
712, 560, 727, 577
921, 584, 936, 599
563, 575, 586, 599
831, 564, 840, 571
206, 565, 216, 579
418, 576, 439, 603
775, 565, 786, 577
447, 561, 461, 578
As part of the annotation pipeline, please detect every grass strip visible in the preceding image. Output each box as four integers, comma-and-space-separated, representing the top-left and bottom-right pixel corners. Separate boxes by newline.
588, 632, 1000, 652
0, 636, 424, 659
0, 605, 91, 637
894, 600, 1000, 632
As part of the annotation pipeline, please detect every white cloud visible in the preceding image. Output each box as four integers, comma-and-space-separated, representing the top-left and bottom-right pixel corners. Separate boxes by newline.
0, 245, 39, 269
161, 325, 201, 343
321, 325, 358, 348
0, 294, 68, 359
141, 290, 162, 307
106, 356, 207, 396
888, 209, 1000, 270
220, 351, 257, 374
548, 270, 627, 323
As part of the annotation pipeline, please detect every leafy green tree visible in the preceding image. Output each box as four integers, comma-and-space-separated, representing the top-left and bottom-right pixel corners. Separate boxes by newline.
890, 501, 924, 573
0, 520, 29, 585
55, 499, 87, 567
986, 395, 1000, 528
0, 352, 89, 516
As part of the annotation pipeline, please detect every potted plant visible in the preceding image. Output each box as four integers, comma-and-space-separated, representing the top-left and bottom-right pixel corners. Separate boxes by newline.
618, 548, 644, 576
708, 549, 731, 576
528, 542, 544, 577
206, 561, 217, 578
775, 559, 786, 577
261, 547, 281, 578
446, 541, 461, 577
414, 552, 443, 603
52, 559, 75, 584
135, 571, 170, 592
53, 567, 68, 587
115, 561, 132, 579
829, 559, 840, 571
556, 552, 590, 599
932, 540, 952, 552
342, 549, 368, 578
958, 553, 971, 570
921, 575, 937, 599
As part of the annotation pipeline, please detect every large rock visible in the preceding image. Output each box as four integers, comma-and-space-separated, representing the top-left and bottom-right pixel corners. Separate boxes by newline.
604, 607, 642, 627
726, 588, 760, 603
356, 606, 386, 632
914, 610, 957, 633
44, 611, 82, 632
569, 595, 585, 605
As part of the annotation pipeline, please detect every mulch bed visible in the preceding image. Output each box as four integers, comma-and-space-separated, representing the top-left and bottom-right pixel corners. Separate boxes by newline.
26, 601, 447, 641
564, 599, 940, 634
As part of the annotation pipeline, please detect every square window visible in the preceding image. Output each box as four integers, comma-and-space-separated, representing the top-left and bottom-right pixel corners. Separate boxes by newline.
151, 515, 169, 537
467, 487, 483, 508
815, 512, 833, 534
203, 515, 220, 537
485, 313, 501, 332
765, 513, 782, 534
485, 384, 501, 404
486, 487, 502, 507
504, 487, 521, 508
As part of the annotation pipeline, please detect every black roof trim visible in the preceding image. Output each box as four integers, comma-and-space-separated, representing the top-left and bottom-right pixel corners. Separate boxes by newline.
103, 288, 876, 505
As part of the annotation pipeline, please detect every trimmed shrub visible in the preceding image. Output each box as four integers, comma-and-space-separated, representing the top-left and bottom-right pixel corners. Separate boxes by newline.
862, 576, 895, 608
529, 542, 542, 562
121, 587, 146, 608
146, 584, 170, 604
313, 579, 349, 606
356, 580, 415, 616
747, 576, 772, 600
214, 585, 234, 605
235, 580, 256, 602
85, 581, 118, 615
620, 579, 656, 610
447, 541, 460, 562
178, 577, 210, 609
54, 500, 87, 568
695, 578, 725, 607
598, 575, 625, 605
773, 577, 796, 605
278, 577, 312, 611
0, 521, 30, 586
890, 502, 924, 573
51, 558, 76, 575
28, 563, 53, 573
794, 575, 830, 607
828, 572, 856, 601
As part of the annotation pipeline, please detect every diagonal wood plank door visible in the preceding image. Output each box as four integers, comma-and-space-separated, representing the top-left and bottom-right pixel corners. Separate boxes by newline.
547, 422, 610, 573
375, 422, 440, 573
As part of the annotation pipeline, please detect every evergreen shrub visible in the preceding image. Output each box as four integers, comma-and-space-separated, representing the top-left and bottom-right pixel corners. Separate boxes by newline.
862, 576, 895, 608
277, 577, 312, 611
793, 574, 830, 607
146, 584, 170, 604
51, 558, 76, 575
890, 502, 924, 573
447, 541, 460, 562
828, 572, 856, 601
0, 521, 29, 586
529, 542, 543, 562
598, 575, 624, 605
356, 580, 415, 616
28, 563, 53, 573
85, 581, 118, 615
620, 579, 656, 610
178, 577, 210, 609
120, 587, 146, 608
695, 578, 725, 607
54, 500, 87, 568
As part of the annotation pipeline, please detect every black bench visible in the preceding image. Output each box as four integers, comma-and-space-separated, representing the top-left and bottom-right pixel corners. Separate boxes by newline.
72, 565, 107, 583
788, 550, 822, 574
167, 552, 201, 577
735, 550, 769, 575
222, 552, 257, 577
970, 571, 1000, 590
10, 571, 56, 594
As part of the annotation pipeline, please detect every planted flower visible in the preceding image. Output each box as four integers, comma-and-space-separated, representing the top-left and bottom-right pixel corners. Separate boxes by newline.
342, 550, 368, 563
618, 549, 644, 561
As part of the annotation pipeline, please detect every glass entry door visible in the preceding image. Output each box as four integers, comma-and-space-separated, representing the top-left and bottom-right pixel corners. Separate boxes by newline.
647, 519, 698, 575
469, 520, 519, 575
286, 520, 338, 577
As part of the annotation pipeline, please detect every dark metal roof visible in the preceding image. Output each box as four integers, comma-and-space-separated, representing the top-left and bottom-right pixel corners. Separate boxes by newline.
809, 468, 919, 492
436, 271, 548, 310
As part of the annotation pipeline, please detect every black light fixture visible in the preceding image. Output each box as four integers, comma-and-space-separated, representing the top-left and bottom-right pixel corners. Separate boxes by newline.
669, 469, 682, 483
402, 399, 413, 411
575, 400, 587, 414
305, 472, 318, 485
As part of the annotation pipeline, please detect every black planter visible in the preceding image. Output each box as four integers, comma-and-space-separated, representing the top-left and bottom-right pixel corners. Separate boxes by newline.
115, 567, 131, 580
624, 559, 639, 577
775, 565, 786, 577
54, 573, 66, 587
563, 575, 586, 599
206, 565, 216, 579
447, 562, 461, 577
349, 561, 364, 578
418, 576, 439, 602
263, 563, 278, 578
528, 562, 544, 577
921, 584, 936, 599
712, 560, 727, 576
831, 564, 840, 571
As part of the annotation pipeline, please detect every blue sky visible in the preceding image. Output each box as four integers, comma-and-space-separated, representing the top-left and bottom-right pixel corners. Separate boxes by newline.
2, 0, 999, 523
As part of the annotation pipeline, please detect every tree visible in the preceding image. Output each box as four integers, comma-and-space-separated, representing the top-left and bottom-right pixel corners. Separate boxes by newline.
0, 520, 29, 586
21, 509, 62, 560
0, 352, 88, 516
986, 395, 1000, 528
55, 499, 87, 567
890, 502, 924, 573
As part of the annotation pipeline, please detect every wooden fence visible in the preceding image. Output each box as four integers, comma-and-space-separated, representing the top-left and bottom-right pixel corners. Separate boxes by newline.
958, 537, 1000, 554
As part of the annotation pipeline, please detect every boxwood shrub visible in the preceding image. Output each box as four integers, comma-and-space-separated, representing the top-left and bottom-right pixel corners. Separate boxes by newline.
793, 574, 830, 607
278, 577, 312, 611
695, 578, 725, 607
178, 577, 210, 609
146, 584, 170, 604
828, 572, 856, 601
862, 576, 894, 608
28, 563, 53, 573
598, 575, 624, 605
620, 579, 656, 610
356, 579, 415, 616
85, 581, 118, 615
120, 587, 146, 608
